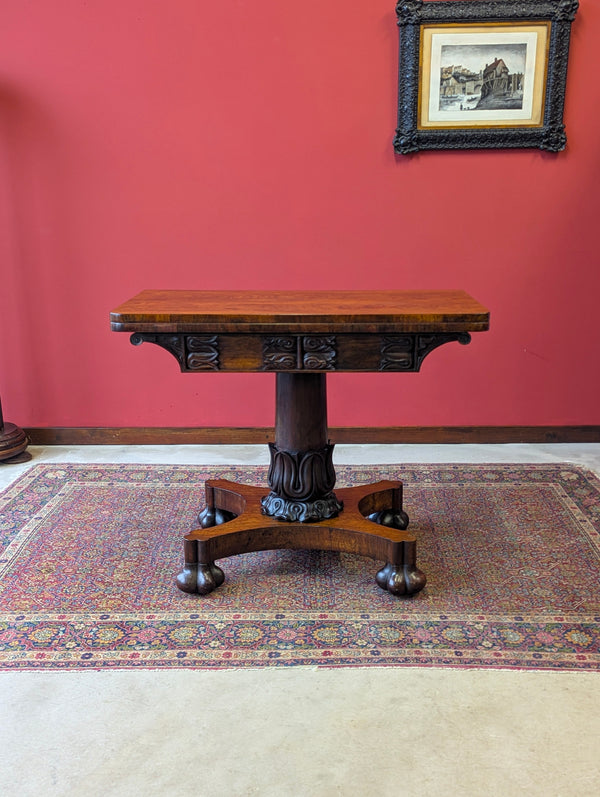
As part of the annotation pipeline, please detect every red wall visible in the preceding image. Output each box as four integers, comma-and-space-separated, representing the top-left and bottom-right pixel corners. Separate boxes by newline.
1, 1, 599, 430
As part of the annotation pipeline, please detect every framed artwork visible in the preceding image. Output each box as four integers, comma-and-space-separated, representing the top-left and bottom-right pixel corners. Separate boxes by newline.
394, 0, 579, 154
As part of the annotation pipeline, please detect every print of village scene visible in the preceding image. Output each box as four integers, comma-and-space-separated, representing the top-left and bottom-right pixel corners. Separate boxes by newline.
439, 44, 526, 112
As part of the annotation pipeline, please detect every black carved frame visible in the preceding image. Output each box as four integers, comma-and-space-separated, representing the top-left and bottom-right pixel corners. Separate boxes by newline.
394, 0, 578, 154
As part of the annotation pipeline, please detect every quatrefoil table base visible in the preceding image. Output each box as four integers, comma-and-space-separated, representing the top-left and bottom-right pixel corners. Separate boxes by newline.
175, 477, 425, 596
110, 290, 489, 597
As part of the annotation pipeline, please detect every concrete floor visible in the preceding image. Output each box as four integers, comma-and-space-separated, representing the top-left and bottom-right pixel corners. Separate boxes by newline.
1, 444, 600, 796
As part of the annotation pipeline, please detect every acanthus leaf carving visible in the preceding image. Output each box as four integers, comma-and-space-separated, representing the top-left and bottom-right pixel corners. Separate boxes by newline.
262, 442, 343, 521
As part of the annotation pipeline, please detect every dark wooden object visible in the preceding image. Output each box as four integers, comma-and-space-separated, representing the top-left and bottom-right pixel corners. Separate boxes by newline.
0, 396, 30, 463
111, 290, 489, 596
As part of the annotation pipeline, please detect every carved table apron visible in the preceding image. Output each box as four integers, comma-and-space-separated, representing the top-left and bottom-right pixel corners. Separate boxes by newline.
110, 290, 489, 596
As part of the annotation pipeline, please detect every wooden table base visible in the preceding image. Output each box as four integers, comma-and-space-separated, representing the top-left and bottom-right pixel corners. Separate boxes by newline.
176, 479, 426, 597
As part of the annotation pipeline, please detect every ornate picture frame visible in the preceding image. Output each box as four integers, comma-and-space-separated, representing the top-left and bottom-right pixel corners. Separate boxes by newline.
394, 0, 579, 154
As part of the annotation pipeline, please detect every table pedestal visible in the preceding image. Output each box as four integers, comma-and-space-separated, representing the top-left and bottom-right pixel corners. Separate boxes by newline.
176, 373, 426, 597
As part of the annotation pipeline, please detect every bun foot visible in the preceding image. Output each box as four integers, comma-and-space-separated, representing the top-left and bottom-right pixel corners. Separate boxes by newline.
199, 506, 237, 527
176, 562, 225, 594
367, 509, 409, 530
376, 562, 426, 596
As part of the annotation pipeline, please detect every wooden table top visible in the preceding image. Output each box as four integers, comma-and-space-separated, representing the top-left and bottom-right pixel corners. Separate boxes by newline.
110, 290, 489, 334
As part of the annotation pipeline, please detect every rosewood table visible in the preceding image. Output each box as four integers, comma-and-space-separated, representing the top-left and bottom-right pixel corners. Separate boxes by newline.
110, 290, 489, 597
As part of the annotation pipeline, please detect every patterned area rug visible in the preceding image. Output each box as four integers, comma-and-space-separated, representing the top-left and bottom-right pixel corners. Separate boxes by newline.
1, 463, 599, 671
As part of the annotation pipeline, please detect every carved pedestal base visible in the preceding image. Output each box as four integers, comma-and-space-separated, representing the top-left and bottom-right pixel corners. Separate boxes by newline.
262, 442, 343, 522
176, 479, 426, 598
261, 492, 342, 523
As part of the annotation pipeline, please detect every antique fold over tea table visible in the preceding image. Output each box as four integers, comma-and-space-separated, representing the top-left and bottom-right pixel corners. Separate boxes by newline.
110, 290, 489, 597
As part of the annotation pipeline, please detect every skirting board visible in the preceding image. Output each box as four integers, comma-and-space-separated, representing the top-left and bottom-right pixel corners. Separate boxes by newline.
24, 426, 600, 445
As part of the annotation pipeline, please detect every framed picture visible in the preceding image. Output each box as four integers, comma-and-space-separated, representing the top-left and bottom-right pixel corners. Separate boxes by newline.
394, 0, 579, 154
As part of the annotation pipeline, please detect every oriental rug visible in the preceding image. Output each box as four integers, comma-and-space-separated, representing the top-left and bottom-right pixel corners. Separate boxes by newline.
0, 463, 599, 671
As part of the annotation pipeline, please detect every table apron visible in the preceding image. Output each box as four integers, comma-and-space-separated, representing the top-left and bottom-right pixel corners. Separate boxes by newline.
129, 331, 472, 373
